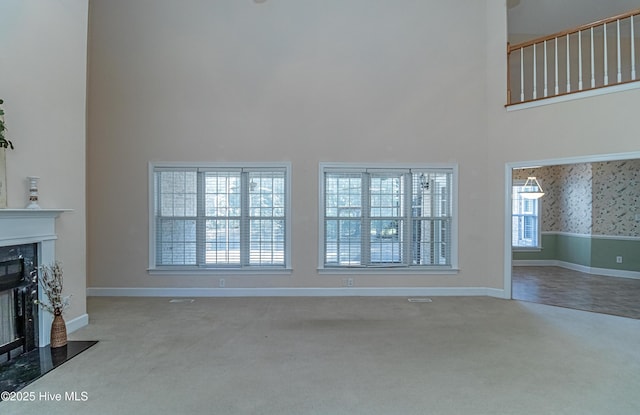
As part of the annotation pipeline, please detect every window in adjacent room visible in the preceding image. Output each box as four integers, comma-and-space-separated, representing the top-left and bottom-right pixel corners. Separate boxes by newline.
150, 163, 291, 272
319, 163, 458, 271
512, 180, 541, 249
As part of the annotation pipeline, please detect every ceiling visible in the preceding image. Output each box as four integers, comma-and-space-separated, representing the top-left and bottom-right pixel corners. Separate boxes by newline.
508, 0, 640, 39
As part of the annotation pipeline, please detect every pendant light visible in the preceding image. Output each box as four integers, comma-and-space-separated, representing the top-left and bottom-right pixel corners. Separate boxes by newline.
520, 176, 545, 199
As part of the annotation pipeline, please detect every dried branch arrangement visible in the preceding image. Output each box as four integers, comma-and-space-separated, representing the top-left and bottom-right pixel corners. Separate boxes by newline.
37, 261, 71, 314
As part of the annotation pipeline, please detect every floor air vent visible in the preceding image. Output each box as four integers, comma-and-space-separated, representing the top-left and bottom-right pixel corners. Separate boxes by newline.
407, 297, 432, 303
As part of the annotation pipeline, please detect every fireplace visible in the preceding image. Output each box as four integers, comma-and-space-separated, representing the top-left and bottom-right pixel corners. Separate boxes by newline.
0, 253, 38, 363
0, 209, 69, 351
0, 209, 99, 396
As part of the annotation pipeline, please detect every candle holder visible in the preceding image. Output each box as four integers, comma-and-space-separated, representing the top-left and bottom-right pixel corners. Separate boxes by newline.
26, 176, 41, 209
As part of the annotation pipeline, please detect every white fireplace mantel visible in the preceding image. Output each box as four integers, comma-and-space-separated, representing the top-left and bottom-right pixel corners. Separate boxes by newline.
0, 209, 71, 245
0, 208, 72, 346
0, 209, 71, 218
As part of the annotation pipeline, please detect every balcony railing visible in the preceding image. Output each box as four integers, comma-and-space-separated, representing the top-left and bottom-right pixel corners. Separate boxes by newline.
507, 8, 640, 106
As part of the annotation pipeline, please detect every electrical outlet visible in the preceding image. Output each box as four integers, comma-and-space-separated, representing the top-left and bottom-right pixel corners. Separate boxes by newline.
616, 256, 623, 264
341, 278, 355, 287
219, 278, 225, 288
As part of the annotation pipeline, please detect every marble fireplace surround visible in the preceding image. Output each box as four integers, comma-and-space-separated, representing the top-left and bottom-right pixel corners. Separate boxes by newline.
0, 209, 84, 347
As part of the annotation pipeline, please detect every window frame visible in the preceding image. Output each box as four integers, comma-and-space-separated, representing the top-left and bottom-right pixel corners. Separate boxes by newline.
318, 162, 459, 274
511, 179, 542, 251
148, 162, 292, 274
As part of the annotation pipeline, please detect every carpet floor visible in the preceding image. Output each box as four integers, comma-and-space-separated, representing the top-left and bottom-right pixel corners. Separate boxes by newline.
2, 296, 639, 415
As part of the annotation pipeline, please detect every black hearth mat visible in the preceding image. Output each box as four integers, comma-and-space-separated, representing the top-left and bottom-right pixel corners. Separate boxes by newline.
0, 340, 98, 398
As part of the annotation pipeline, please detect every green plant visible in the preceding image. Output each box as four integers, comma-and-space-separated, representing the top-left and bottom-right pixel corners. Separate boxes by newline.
0, 98, 14, 150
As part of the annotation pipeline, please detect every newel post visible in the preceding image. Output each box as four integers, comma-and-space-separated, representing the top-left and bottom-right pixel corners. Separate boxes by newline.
506, 42, 512, 105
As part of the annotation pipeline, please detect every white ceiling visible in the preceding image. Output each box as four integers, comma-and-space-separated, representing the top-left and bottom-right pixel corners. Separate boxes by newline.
508, 0, 640, 38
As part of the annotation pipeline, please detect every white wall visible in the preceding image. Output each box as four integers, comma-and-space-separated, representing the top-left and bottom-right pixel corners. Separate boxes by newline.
87, 0, 492, 292
0, 1, 88, 320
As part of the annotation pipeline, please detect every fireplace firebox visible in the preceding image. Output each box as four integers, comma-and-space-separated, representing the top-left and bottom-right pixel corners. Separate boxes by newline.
0, 247, 39, 363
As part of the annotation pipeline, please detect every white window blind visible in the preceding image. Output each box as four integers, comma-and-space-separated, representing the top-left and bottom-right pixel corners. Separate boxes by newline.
321, 165, 456, 269
512, 182, 541, 248
152, 164, 289, 270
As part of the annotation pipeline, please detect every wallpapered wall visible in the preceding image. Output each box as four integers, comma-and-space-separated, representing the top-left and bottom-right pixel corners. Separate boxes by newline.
592, 160, 640, 236
513, 159, 640, 238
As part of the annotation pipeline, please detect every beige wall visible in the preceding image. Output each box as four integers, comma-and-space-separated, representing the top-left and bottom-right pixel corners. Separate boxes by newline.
87, 0, 492, 291
86, 0, 639, 295
0, 1, 88, 320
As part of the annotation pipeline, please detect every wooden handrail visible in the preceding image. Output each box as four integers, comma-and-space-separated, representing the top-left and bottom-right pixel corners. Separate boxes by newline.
506, 7, 640, 105
508, 8, 640, 53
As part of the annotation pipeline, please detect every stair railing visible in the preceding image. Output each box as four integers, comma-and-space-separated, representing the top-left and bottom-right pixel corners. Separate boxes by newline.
507, 9, 640, 105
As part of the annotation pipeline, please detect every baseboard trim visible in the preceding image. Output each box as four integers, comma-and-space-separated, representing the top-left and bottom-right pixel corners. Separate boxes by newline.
66, 313, 89, 334
584, 265, 640, 280
87, 287, 504, 298
513, 260, 640, 280
485, 288, 508, 299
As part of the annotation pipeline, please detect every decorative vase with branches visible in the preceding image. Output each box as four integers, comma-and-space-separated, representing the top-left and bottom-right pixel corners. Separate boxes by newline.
37, 261, 71, 348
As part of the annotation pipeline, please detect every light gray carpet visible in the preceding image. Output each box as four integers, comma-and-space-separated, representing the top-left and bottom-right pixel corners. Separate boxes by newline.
3, 296, 640, 414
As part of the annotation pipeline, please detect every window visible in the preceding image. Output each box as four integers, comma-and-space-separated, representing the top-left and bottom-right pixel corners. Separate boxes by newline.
512, 181, 541, 249
319, 164, 457, 271
150, 163, 291, 271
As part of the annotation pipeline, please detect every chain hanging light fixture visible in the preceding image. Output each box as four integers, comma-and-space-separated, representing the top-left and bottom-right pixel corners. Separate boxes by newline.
520, 176, 545, 199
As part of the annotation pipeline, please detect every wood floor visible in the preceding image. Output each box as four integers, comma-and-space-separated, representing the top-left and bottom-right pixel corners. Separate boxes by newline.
512, 266, 640, 319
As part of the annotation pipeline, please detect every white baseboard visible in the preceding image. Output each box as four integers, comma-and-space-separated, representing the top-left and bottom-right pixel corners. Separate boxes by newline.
87, 286, 504, 298
513, 260, 640, 280
585, 265, 640, 280
66, 313, 89, 335
485, 288, 508, 299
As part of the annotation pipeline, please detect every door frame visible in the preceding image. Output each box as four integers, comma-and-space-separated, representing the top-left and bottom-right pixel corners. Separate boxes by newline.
503, 150, 640, 299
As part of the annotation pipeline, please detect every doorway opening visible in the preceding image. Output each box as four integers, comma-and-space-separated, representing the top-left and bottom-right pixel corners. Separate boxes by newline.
505, 151, 640, 319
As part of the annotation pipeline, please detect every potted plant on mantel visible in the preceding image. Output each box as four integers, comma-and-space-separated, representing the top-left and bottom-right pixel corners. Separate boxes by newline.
37, 261, 71, 348
0, 98, 15, 208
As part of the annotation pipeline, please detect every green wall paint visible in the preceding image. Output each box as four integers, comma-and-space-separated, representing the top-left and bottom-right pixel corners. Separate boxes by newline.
591, 238, 640, 270
513, 234, 557, 261
556, 234, 592, 266
513, 233, 640, 272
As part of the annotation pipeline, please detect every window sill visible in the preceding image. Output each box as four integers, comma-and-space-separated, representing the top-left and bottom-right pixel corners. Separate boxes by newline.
148, 267, 293, 276
317, 267, 460, 275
